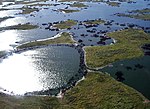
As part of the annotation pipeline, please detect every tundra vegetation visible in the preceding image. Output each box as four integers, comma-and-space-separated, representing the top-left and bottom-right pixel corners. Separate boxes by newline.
53, 20, 77, 29
116, 8, 150, 20
85, 29, 150, 68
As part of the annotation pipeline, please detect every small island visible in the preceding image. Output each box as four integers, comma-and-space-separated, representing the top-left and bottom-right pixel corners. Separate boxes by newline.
0, 23, 38, 31
116, 8, 150, 20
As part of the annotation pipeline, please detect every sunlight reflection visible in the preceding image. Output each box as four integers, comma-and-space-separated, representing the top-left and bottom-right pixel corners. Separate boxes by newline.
0, 52, 43, 95
0, 17, 26, 27
0, 30, 18, 51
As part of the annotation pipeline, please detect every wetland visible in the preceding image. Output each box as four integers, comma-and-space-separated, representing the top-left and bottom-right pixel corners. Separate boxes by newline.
0, 0, 150, 108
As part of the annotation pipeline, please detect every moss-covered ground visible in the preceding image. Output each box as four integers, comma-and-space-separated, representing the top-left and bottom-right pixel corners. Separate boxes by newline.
85, 29, 150, 68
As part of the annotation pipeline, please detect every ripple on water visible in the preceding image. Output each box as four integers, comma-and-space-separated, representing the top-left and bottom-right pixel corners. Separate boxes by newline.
0, 46, 80, 95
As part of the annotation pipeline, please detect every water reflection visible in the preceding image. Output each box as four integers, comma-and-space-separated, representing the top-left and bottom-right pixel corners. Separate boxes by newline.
0, 46, 80, 95
0, 30, 18, 51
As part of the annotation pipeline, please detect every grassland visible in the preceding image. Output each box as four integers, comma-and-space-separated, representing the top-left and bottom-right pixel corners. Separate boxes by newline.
117, 8, 150, 20
59, 9, 79, 13
17, 32, 75, 49
85, 29, 150, 68
0, 23, 38, 31
53, 20, 77, 29
0, 72, 149, 109
84, 19, 105, 25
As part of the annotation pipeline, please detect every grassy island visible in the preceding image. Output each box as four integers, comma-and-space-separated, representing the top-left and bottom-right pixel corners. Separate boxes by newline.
19, 7, 39, 14
53, 20, 77, 29
0, 23, 38, 31
17, 32, 75, 49
117, 8, 150, 20
85, 29, 150, 68
0, 71, 149, 109
83, 19, 105, 25
106, 1, 121, 7
70, 2, 88, 8
59, 9, 79, 13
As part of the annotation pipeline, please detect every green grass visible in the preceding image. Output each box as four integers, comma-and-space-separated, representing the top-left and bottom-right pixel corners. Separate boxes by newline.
117, 8, 150, 20
64, 72, 150, 109
70, 2, 88, 8
59, 9, 79, 13
54, 20, 77, 29
0, 23, 38, 31
17, 32, 75, 49
84, 19, 105, 25
85, 29, 150, 68
106, 1, 121, 7
0, 94, 61, 109
1, 72, 149, 109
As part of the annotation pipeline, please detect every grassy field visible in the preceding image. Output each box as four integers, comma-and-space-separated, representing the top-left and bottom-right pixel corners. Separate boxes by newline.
53, 20, 77, 29
117, 8, 150, 20
0, 72, 149, 109
17, 32, 75, 49
85, 29, 150, 69
0, 23, 38, 31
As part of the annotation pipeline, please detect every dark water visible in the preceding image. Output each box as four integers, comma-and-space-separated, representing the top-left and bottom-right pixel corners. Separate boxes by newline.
100, 56, 150, 99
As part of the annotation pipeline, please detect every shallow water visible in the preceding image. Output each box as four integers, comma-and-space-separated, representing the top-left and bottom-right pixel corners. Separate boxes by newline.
100, 56, 150, 99
0, 46, 80, 95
